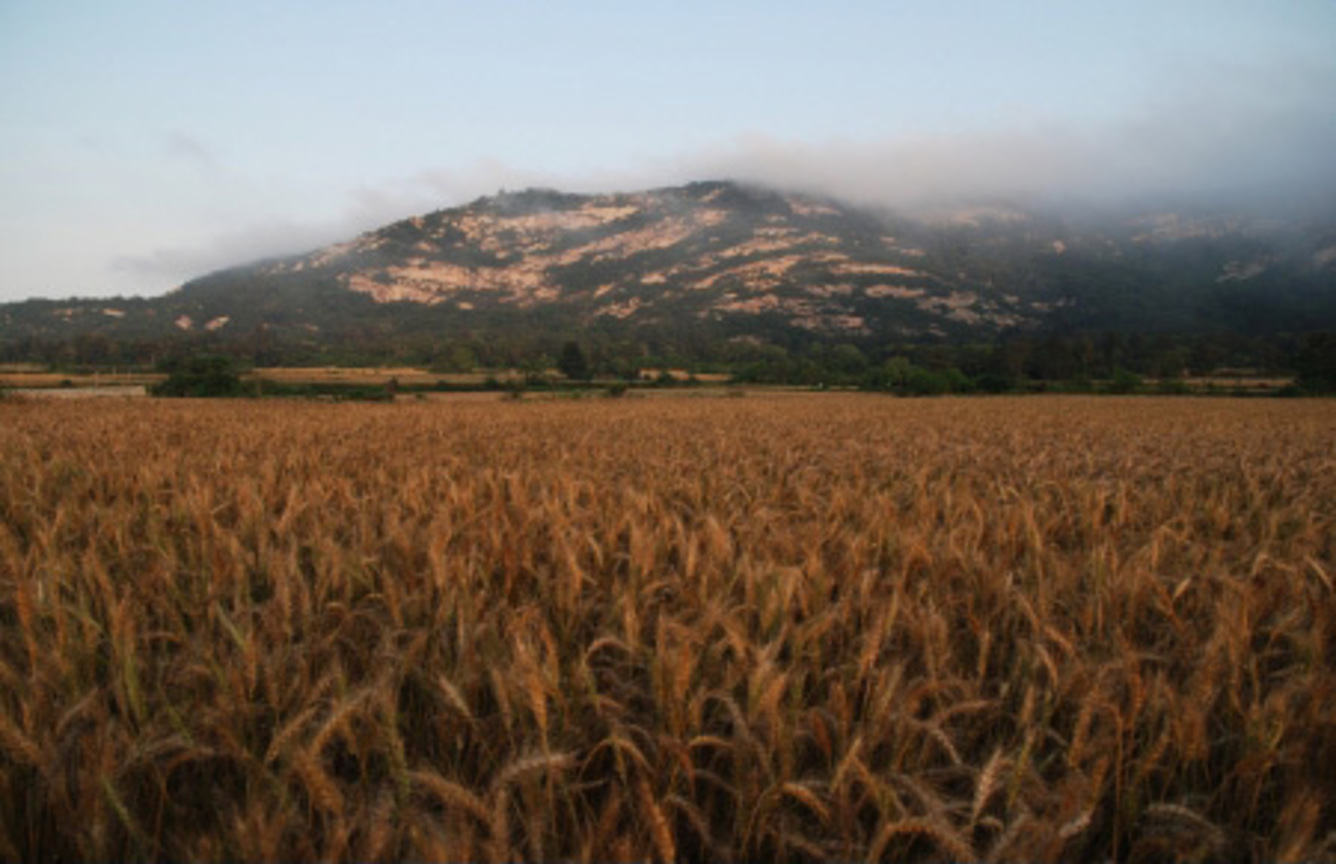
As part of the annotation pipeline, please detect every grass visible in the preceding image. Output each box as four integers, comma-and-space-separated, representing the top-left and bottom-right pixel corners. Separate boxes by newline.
0, 395, 1333, 860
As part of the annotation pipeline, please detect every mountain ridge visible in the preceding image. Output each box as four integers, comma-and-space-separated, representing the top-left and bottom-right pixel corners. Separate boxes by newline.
3, 180, 1335, 365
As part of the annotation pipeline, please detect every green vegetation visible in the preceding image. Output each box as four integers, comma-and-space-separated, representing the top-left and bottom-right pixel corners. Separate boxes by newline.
717, 332, 1324, 396
556, 341, 591, 381
1294, 332, 1336, 393
150, 355, 245, 398
20, 327, 1336, 402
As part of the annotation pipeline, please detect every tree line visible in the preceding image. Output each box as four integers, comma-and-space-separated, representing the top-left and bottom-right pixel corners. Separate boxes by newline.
6, 328, 1336, 395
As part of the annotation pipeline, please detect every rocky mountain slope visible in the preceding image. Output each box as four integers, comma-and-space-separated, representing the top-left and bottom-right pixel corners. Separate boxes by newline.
4, 181, 1335, 357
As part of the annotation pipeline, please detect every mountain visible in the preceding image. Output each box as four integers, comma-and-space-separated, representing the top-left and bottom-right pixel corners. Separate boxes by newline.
3, 181, 1336, 364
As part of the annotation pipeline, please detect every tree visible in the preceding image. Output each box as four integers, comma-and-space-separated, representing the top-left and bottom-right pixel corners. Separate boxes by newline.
431, 343, 477, 374
1295, 333, 1336, 393
1029, 336, 1079, 381
557, 341, 591, 381
826, 344, 869, 380
873, 356, 914, 391
1108, 367, 1142, 395
151, 355, 245, 398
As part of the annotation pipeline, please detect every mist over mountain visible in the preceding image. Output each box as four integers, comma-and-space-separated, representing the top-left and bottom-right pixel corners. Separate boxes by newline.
3, 180, 1335, 370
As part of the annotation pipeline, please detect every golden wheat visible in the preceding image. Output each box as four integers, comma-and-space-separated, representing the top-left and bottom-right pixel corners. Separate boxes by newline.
0, 394, 1332, 860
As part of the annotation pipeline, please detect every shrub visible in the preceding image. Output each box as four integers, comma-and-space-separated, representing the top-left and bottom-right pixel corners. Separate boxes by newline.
557, 341, 591, 381
151, 355, 245, 398
1108, 367, 1143, 394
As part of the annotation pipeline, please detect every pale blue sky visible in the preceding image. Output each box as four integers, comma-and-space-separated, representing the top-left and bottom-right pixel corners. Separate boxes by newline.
2, 0, 1334, 299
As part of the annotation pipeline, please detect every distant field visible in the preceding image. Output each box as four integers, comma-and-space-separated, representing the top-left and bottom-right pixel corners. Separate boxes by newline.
0, 367, 730, 392
248, 366, 484, 386
1177, 376, 1294, 391
1, 396, 1333, 860
248, 366, 732, 386
10, 385, 148, 400
0, 370, 162, 389
0, 367, 455, 390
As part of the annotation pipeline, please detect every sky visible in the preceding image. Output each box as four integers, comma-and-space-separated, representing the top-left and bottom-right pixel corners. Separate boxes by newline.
2, 0, 1334, 301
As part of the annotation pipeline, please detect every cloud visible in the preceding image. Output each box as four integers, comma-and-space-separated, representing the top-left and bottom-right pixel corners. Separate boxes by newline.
111, 217, 345, 284
400, 159, 669, 209
671, 128, 1101, 210
669, 60, 1336, 214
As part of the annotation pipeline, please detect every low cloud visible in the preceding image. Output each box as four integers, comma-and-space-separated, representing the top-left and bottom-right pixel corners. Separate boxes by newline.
111, 218, 346, 285
675, 75, 1336, 215
631, 56, 1331, 218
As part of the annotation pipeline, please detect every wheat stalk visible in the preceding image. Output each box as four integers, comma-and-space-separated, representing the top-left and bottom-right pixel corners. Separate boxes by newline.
636, 777, 676, 864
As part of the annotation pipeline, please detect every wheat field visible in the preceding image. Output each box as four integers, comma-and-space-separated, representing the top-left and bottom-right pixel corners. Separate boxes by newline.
1, 395, 1333, 861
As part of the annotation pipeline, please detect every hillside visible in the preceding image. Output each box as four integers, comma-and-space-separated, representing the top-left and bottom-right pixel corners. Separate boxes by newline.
3, 181, 1336, 365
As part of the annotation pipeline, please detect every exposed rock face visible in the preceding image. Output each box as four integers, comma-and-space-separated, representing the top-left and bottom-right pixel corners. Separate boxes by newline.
241, 181, 1037, 336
